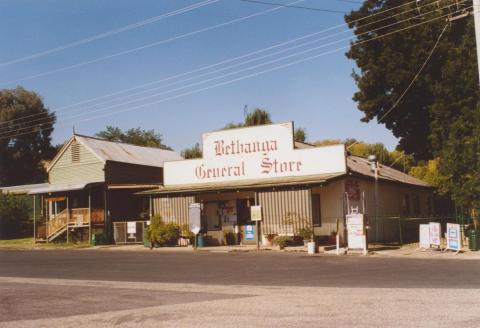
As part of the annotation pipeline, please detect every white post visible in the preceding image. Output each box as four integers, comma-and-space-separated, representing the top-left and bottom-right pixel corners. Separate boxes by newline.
336, 234, 340, 255
474, 0, 480, 84
88, 188, 92, 245
66, 197, 69, 245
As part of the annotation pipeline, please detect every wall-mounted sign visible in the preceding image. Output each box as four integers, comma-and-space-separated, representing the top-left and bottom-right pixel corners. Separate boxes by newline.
245, 225, 255, 240
429, 222, 441, 246
164, 122, 346, 186
345, 180, 360, 201
446, 223, 461, 252
250, 205, 262, 221
188, 203, 202, 235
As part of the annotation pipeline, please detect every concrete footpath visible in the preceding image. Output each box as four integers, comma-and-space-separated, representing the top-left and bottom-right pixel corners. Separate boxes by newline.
85, 242, 480, 260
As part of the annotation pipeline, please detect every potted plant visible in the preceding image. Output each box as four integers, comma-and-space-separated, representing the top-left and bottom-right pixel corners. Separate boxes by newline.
273, 235, 291, 250
298, 227, 314, 246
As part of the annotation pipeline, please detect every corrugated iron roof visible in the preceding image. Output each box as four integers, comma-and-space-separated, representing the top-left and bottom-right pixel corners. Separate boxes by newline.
74, 134, 183, 168
1, 183, 49, 194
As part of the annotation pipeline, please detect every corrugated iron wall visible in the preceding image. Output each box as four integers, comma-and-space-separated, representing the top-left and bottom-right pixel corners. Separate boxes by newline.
152, 196, 195, 225
259, 188, 312, 235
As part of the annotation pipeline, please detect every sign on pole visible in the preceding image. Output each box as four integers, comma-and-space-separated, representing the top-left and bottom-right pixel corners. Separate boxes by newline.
445, 223, 461, 253
429, 222, 441, 247
346, 213, 367, 255
419, 224, 430, 249
188, 203, 202, 235
250, 205, 262, 221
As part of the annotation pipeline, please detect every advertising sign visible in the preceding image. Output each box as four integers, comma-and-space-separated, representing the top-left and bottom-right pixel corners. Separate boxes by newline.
245, 225, 255, 240
127, 222, 136, 234
419, 224, 430, 249
250, 205, 262, 221
346, 213, 366, 250
188, 203, 202, 235
446, 223, 461, 252
164, 122, 346, 186
429, 222, 441, 246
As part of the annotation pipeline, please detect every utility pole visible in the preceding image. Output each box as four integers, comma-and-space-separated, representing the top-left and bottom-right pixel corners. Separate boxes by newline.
473, 0, 480, 83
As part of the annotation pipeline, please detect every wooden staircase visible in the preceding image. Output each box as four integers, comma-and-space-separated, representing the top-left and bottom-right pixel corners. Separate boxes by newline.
46, 208, 90, 242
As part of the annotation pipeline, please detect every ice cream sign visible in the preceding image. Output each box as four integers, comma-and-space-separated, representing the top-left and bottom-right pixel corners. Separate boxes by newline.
164, 122, 346, 186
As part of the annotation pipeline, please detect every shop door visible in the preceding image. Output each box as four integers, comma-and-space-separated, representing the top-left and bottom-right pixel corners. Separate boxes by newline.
236, 198, 255, 245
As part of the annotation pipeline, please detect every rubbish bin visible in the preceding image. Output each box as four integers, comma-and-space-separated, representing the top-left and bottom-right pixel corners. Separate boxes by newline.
196, 235, 205, 248
468, 229, 479, 251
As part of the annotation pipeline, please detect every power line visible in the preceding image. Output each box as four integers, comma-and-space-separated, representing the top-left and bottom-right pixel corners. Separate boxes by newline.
0, 0, 439, 127
1, 6, 467, 141
240, 0, 346, 13
3, 0, 458, 135
0, 0, 220, 68
347, 22, 451, 151
0, 0, 306, 87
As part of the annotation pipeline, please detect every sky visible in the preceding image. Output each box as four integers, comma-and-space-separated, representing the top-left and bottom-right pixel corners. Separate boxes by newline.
0, 0, 399, 152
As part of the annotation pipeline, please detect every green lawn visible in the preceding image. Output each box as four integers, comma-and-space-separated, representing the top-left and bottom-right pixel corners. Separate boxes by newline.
0, 237, 91, 248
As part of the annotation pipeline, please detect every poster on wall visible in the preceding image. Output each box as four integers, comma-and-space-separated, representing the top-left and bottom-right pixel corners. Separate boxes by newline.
245, 225, 255, 240
429, 222, 441, 246
345, 180, 360, 201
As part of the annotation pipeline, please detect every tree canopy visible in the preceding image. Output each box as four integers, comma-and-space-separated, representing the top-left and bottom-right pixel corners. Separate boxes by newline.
0, 87, 56, 186
345, 1, 479, 208
95, 126, 172, 150
181, 142, 202, 159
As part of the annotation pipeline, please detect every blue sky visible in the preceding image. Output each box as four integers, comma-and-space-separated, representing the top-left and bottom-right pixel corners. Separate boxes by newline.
0, 0, 398, 151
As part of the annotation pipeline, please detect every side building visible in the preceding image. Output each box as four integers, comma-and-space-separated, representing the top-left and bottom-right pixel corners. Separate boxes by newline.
140, 122, 433, 245
27, 134, 182, 243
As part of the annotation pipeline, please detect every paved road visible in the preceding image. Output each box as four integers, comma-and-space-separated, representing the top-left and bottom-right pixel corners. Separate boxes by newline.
1, 249, 480, 327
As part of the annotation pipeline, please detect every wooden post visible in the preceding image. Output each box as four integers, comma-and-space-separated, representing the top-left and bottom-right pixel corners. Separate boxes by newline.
66, 196, 69, 245
46, 197, 49, 244
33, 195, 36, 244
89, 188, 92, 245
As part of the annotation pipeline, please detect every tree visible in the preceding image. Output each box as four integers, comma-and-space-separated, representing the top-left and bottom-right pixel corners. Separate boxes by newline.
244, 108, 272, 126
181, 143, 202, 159
0, 87, 56, 186
294, 127, 307, 143
345, 1, 479, 208
0, 193, 30, 238
95, 126, 172, 150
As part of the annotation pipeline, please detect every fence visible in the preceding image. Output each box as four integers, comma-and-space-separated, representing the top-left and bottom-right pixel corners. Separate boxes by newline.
368, 216, 458, 245
113, 221, 148, 244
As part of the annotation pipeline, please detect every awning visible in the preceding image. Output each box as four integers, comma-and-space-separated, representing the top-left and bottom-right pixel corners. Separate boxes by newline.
28, 182, 96, 195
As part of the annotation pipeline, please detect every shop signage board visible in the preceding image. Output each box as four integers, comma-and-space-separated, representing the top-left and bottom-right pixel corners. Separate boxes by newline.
429, 222, 441, 247
346, 213, 367, 252
250, 205, 262, 221
188, 203, 202, 235
164, 122, 347, 186
445, 223, 461, 252
419, 224, 430, 249
245, 225, 255, 240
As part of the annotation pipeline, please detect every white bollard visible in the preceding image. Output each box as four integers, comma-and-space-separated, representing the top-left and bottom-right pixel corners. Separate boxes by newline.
307, 241, 316, 255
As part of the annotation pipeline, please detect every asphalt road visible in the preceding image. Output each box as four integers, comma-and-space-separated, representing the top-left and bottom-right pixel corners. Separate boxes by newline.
1, 250, 480, 327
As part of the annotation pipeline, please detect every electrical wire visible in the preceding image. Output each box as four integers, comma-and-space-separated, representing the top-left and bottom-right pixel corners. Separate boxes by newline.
0, 0, 221, 68
1, 0, 461, 135
239, 0, 346, 13
0, 6, 468, 141
0, 0, 444, 127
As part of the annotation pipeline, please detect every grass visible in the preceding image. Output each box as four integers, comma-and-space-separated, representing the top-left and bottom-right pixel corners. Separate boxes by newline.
0, 237, 92, 249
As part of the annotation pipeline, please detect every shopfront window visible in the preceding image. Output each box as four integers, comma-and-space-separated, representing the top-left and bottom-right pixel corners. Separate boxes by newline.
204, 202, 221, 230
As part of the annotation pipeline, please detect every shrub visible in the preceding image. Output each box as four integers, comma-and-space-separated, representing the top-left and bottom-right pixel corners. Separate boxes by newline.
0, 193, 30, 239
273, 236, 292, 249
145, 216, 181, 247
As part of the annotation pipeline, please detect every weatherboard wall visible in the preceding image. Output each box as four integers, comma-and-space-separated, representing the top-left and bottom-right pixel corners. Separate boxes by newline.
49, 141, 105, 185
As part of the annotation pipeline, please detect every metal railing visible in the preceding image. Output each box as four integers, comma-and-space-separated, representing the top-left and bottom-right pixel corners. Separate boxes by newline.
113, 221, 148, 245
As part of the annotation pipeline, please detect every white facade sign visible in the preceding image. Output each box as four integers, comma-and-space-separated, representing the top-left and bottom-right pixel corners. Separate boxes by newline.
429, 222, 441, 246
346, 213, 366, 250
127, 222, 136, 234
164, 122, 347, 186
188, 203, 202, 235
446, 223, 461, 251
419, 224, 430, 249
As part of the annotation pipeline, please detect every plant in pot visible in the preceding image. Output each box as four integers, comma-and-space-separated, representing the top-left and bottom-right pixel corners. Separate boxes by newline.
328, 230, 337, 244
273, 235, 291, 250
298, 227, 314, 246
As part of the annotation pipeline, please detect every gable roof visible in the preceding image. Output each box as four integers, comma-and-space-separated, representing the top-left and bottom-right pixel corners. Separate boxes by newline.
47, 134, 183, 172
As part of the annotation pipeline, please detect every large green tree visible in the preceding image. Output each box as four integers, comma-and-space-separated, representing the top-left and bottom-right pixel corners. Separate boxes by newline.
95, 126, 172, 150
346, 0, 479, 208
0, 87, 56, 186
